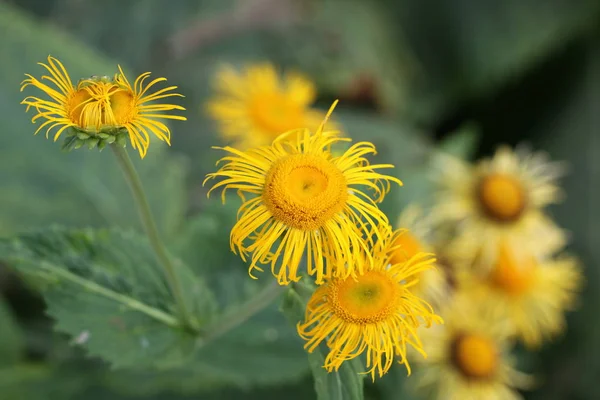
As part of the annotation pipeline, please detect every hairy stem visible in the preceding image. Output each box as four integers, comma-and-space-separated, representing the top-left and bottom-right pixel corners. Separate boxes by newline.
111, 145, 191, 328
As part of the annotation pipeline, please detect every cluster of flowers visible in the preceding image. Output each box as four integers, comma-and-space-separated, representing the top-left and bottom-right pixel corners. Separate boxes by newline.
22, 57, 582, 399
408, 145, 583, 399
21, 57, 444, 381
205, 63, 583, 398
204, 63, 444, 380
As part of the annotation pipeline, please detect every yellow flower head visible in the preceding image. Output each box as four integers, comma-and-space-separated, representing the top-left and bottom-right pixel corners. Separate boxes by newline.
20, 56, 186, 158
463, 238, 583, 348
389, 204, 450, 306
204, 102, 402, 285
432, 146, 567, 268
206, 63, 334, 149
412, 291, 532, 400
297, 228, 442, 380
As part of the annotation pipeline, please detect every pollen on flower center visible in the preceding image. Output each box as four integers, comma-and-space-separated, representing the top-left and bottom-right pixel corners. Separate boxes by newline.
329, 271, 400, 324
390, 231, 423, 265
452, 334, 498, 379
490, 243, 536, 295
477, 174, 526, 222
263, 154, 348, 231
250, 93, 304, 136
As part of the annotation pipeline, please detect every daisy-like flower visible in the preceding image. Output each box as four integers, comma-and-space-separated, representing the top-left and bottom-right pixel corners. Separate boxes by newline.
388, 205, 450, 306
206, 63, 334, 149
204, 102, 402, 285
297, 231, 442, 380
21, 55, 186, 158
108, 66, 187, 158
412, 291, 532, 400
432, 146, 567, 268
462, 239, 583, 348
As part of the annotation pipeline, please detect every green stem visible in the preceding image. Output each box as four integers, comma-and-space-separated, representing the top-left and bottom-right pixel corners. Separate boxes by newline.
198, 281, 283, 346
110, 145, 191, 328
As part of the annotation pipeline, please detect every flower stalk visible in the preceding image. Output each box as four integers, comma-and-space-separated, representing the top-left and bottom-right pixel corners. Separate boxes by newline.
110, 144, 192, 328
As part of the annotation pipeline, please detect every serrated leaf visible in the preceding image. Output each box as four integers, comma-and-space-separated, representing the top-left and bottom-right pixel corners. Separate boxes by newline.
0, 227, 216, 369
281, 288, 365, 400
0, 299, 23, 365
0, 3, 188, 237
99, 202, 309, 395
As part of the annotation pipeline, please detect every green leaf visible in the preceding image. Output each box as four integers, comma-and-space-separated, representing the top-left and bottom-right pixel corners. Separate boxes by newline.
333, 109, 435, 219
381, 0, 600, 122
437, 123, 480, 161
0, 299, 23, 365
524, 38, 600, 400
0, 2, 188, 237
0, 227, 216, 369
99, 201, 310, 395
281, 288, 365, 400
372, 363, 417, 400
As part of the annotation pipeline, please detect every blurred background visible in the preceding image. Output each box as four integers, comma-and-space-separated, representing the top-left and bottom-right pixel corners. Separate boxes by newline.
0, 0, 599, 399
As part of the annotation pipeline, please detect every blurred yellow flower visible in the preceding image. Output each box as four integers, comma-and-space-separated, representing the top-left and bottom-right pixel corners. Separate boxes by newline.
412, 291, 532, 400
21, 56, 186, 158
432, 146, 566, 268
204, 103, 401, 285
205, 63, 334, 149
297, 232, 442, 380
389, 205, 450, 306
465, 239, 583, 348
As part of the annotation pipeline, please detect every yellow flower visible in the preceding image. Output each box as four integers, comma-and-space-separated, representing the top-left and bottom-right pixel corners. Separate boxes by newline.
389, 205, 450, 306
432, 146, 567, 268
463, 239, 583, 348
412, 291, 532, 400
204, 102, 402, 285
206, 63, 333, 149
297, 233, 442, 380
20, 56, 110, 139
21, 55, 186, 158
110, 66, 187, 158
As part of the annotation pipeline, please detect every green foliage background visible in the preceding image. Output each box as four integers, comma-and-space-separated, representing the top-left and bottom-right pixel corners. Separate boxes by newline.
0, 0, 599, 399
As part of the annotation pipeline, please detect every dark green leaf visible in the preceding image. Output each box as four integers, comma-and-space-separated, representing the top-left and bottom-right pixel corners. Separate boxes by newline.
380, 0, 600, 122
333, 110, 435, 220
281, 288, 365, 400
0, 227, 216, 369
101, 202, 309, 394
524, 37, 600, 400
437, 123, 480, 161
0, 299, 23, 365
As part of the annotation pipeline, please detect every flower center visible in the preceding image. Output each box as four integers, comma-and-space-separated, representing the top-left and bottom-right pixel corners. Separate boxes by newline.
389, 231, 423, 265
329, 271, 400, 324
477, 174, 526, 222
109, 89, 136, 125
452, 334, 498, 380
490, 242, 536, 295
68, 88, 97, 128
68, 82, 128, 130
263, 154, 348, 231
250, 93, 304, 138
